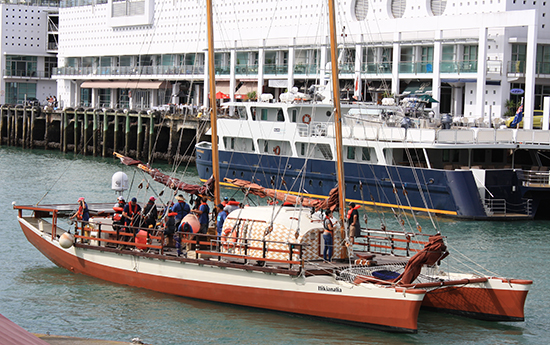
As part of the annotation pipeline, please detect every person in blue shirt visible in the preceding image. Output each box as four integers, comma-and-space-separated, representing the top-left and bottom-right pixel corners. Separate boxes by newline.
192, 197, 210, 234
172, 194, 190, 226
215, 203, 227, 237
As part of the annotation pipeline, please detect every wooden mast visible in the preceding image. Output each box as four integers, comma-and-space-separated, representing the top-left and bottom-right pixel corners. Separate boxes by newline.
327, 0, 347, 239
206, 0, 221, 205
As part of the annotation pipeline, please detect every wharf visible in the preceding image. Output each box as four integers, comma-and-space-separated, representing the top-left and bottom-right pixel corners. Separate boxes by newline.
0, 105, 210, 163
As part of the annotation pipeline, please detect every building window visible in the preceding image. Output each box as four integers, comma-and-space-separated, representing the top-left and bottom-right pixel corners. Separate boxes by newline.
391, 0, 406, 18
431, 0, 447, 14
6, 55, 37, 77
354, 0, 368, 21
5, 82, 36, 104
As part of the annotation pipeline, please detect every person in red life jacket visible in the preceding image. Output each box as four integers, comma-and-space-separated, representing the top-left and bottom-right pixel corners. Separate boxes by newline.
111, 196, 126, 238
70, 197, 90, 225
323, 210, 334, 262
192, 197, 210, 234
143, 196, 159, 228
221, 196, 229, 207
172, 194, 191, 226
122, 197, 142, 234
347, 202, 360, 244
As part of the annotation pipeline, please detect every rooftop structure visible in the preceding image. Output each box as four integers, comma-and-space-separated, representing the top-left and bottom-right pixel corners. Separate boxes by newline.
51, 0, 548, 126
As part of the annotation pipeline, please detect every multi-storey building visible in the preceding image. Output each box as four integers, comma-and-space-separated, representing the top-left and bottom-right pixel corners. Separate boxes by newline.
1, 0, 58, 105
53, 0, 547, 127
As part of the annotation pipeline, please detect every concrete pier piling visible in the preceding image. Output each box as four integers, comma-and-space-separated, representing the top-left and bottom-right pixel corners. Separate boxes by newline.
0, 105, 206, 163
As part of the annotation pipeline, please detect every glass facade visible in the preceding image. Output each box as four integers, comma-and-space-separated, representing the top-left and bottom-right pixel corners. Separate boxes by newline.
5, 82, 37, 104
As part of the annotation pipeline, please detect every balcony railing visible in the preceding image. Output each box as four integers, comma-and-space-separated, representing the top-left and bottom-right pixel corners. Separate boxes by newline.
294, 64, 319, 75
4, 69, 51, 78
53, 65, 205, 76
264, 64, 288, 75
235, 64, 258, 75
398, 61, 434, 74
507, 61, 550, 74
361, 63, 392, 74
439, 60, 478, 73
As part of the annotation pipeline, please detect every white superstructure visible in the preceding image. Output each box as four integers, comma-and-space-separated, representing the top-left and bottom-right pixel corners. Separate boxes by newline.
53, 0, 547, 126
0, 0, 58, 105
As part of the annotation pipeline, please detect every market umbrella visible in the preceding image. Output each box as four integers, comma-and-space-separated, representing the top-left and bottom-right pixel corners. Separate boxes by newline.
215, 91, 229, 99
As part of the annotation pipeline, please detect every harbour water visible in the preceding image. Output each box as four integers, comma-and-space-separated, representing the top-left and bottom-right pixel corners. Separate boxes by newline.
0, 147, 548, 344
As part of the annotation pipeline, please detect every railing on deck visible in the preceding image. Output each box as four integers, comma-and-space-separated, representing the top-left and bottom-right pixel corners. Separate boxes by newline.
71, 219, 305, 270
518, 170, 550, 187
482, 198, 532, 216
352, 228, 432, 256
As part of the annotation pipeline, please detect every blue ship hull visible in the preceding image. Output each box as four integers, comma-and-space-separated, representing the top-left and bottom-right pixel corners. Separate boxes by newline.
196, 147, 534, 220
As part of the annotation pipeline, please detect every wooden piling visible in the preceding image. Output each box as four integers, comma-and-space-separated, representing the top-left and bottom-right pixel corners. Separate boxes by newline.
62, 110, 68, 153
137, 111, 143, 159
114, 111, 119, 153
22, 108, 27, 148
124, 112, 130, 156
74, 111, 79, 154
83, 110, 89, 155
0, 107, 4, 146
93, 109, 98, 157
148, 112, 155, 161
102, 110, 108, 157
30, 107, 36, 149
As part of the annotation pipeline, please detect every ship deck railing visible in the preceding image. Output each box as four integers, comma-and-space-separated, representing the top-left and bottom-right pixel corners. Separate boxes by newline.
518, 169, 550, 187
482, 198, 533, 217
14, 205, 308, 273
299, 121, 550, 145
352, 228, 433, 257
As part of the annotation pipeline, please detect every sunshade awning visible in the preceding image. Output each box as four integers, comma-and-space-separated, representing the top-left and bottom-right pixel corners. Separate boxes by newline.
80, 81, 172, 89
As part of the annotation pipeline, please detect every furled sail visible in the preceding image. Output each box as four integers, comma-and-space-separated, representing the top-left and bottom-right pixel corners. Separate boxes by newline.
224, 178, 340, 211
114, 152, 214, 197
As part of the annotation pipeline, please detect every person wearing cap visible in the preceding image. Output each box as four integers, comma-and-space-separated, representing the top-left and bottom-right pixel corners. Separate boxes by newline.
112, 196, 126, 231
215, 203, 227, 237
122, 197, 142, 228
70, 197, 90, 224
172, 194, 190, 226
347, 202, 360, 244
143, 196, 159, 228
221, 197, 229, 207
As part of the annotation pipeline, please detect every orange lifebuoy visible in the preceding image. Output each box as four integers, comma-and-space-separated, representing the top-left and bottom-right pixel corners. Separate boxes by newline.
222, 228, 237, 250
302, 114, 311, 124
273, 146, 281, 155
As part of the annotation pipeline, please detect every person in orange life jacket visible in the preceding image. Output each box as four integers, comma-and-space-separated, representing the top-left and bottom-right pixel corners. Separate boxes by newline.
221, 196, 229, 207
70, 196, 90, 226
224, 197, 239, 214
172, 194, 191, 226
216, 204, 227, 237
323, 210, 334, 262
143, 196, 158, 228
192, 197, 210, 234
347, 202, 360, 244
122, 197, 142, 232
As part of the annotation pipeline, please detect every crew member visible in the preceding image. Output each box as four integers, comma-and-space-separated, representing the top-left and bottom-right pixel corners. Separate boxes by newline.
122, 197, 142, 230
143, 196, 158, 228
347, 202, 360, 244
216, 204, 227, 237
172, 194, 191, 226
70, 197, 90, 225
192, 197, 210, 234
323, 210, 334, 262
